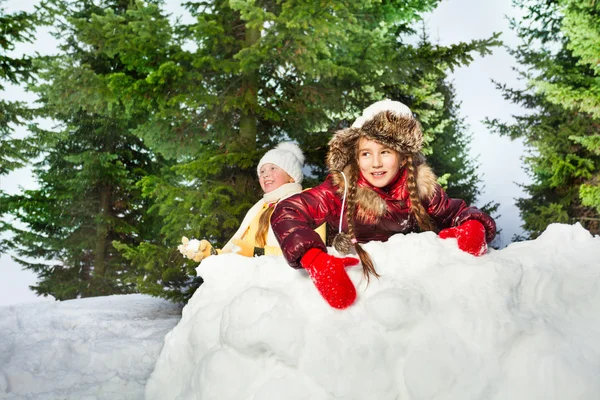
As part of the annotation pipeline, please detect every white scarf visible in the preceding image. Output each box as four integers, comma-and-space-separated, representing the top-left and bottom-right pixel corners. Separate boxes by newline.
222, 183, 302, 251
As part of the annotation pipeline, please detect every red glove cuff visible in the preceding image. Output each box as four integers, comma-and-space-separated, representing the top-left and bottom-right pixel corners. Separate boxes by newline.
300, 248, 324, 269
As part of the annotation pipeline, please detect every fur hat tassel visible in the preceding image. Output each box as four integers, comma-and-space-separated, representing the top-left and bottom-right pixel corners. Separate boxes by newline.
332, 232, 355, 255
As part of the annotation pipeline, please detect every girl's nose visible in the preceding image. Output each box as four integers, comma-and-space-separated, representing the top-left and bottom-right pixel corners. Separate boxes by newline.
372, 154, 383, 168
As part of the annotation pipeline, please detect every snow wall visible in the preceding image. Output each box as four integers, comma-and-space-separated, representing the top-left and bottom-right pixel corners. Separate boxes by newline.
146, 223, 600, 400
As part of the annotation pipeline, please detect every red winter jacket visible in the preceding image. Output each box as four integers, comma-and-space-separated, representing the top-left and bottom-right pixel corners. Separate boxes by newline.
271, 169, 496, 268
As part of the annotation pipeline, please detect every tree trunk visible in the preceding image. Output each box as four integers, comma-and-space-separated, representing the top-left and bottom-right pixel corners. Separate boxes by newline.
94, 185, 110, 280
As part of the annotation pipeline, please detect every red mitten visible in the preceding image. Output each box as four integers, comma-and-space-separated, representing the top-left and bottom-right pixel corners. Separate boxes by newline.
300, 248, 359, 309
439, 220, 488, 256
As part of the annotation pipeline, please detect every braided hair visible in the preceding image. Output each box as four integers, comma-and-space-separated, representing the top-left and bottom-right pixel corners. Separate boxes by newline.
404, 154, 436, 232
332, 158, 379, 284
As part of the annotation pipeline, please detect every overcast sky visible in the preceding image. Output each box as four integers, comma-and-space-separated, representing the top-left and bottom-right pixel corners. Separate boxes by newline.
0, 0, 529, 306
425, 0, 529, 245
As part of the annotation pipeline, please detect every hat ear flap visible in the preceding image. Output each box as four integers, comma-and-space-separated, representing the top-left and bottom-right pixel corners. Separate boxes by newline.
326, 128, 361, 172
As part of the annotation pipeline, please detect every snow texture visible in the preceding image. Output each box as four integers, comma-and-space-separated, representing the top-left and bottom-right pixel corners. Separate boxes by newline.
1, 224, 598, 400
146, 223, 600, 400
0, 294, 180, 400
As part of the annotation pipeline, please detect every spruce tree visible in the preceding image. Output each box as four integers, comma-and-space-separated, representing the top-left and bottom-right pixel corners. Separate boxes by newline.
486, 0, 600, 238
0, 4, 36, 175
3, 0, 174, 300
4, 0, 502, 303
107, 1, 501, 302
0, 4, 38, 253
531, 0, 600, 215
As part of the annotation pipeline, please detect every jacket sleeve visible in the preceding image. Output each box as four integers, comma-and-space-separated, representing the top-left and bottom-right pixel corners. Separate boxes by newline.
424, 184, 497, 243
271, 177, 340, 268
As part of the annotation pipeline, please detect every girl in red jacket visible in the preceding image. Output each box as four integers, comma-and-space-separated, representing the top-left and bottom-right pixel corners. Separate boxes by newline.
271, 99, 496, 309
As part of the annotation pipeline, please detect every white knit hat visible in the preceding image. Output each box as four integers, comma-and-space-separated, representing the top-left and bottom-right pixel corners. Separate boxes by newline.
257, 142, 305, 184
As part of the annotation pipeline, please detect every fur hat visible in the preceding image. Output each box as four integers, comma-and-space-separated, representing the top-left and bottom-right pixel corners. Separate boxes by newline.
326, 99, 423, 173
257, 142, 305, 184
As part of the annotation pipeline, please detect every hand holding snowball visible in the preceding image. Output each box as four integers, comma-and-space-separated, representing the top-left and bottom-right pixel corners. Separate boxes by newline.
178, 236, 216, 263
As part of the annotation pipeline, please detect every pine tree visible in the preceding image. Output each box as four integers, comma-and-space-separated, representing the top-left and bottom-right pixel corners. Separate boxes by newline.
486, 0, 600, 238
0, 4, 36, 175
534, 1, 600, 118
4, 0, 502, 303
0, 4, 38, 253
532, 0, 600, 215
3, 0, 175, 300
106, 1, 501, 302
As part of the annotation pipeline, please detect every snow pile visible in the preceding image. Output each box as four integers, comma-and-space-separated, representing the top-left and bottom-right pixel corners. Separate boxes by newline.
146, 223, 600, 400
0, 294, 181, 400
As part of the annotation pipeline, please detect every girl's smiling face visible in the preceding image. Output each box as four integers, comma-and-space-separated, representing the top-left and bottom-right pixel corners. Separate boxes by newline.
357, 138, 402, 188
258, 163, 293, 193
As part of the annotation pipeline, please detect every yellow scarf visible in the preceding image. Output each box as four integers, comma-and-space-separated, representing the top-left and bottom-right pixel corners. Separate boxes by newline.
221, 183, 302, 253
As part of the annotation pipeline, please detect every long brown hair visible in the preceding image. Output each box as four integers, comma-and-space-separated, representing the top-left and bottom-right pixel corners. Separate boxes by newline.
255, 204, 276, 248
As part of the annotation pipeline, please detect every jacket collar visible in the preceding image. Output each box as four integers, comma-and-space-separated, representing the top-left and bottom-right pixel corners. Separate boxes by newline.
356, 168, 406, 200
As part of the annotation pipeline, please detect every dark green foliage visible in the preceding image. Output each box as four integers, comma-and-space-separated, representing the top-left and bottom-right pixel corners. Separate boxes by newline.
0, 4, 38, 175
0, 3, 36, 134
2, 0, 176, 300
486, 0, 600, 238
6, 115, 165, 299
4, 0, 501, 303
0, 4, 38, 254
112, 0, 500, 302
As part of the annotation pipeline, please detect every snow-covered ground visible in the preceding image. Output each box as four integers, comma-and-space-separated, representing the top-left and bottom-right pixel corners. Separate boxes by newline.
1, 223, 599, 400
0, 294, 181, 400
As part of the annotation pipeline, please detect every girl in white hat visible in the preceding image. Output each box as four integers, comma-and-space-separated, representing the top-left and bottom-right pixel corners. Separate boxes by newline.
178, 142, 325, 262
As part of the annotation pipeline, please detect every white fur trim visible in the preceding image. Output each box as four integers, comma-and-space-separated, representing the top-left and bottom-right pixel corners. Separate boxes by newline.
352, 99, 413, 128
